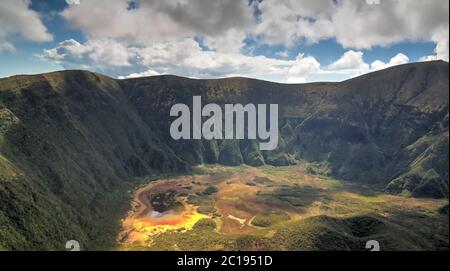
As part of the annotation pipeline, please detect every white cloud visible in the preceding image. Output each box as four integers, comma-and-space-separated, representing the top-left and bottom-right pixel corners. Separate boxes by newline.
255, 0, 449, 50
0, 0, 52, 51
118, 69, 160, 79
371, 53, 409, 71
203, 28, 247, 53
324, 51, 410, 80
39, 38, 295, 81
44, 0, 447, 82
286, 54, 320, 83
421, 28, 449, 62
325, 50, 370, 79
66, 0, 81, 5
60, 0, 254, 52
39, 39, 133, 70
40, 38, 415, 84
366, 0, 380, 5
255, 0, 335, 46
328, 50, 369, 71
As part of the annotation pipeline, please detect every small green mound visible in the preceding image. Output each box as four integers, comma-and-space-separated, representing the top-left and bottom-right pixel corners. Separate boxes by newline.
252, 176, 274, 184
193, 219, 217, 231
187, 195, 216, 215
187, 195, 211, 205
203, 186, 218, 195
251, 211, 290, 227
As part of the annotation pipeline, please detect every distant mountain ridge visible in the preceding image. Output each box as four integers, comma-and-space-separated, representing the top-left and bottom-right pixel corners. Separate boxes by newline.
0, 60, 448, 250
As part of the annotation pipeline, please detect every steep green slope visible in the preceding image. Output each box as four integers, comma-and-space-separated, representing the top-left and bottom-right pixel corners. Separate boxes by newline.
269, 214, 448, 251
121, 60, 449, 197
0, 71, 187, 250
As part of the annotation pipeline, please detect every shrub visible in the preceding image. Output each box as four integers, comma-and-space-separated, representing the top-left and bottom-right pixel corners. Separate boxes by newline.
193, 219, 217, 230
203, 186, 218, 195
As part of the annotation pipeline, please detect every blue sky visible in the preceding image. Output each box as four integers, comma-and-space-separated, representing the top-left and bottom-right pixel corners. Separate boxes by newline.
0, 0, 448, 82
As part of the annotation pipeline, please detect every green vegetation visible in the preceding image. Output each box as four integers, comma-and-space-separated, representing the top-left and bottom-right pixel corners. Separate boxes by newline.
123, 164, 448, 251
385, 133, 449, 198
1, 61, 449, 250
187, 194, 216, 215
149, 220, 231, 251
140, 209, 449, 251
259, 186, 324, 209
203, 185, 218, 195
187, 195, 212, 206
149, 190, 185, 213
193, 219, 217, 230
252, 176, 274, 185
251, 211, 290, 227
0, 71, 185, 250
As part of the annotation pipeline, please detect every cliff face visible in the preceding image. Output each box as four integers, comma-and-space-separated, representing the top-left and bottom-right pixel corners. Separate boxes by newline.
121, 60, 449, 197
0, 61, 448, 250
